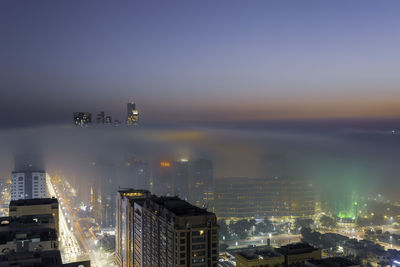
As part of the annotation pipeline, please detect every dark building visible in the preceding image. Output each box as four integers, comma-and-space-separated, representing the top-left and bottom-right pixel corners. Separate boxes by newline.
173, 160, 189, 200
214, 177, 315, 219
126, 102, 139, 125
151, 159, 214, 208
152, 160, 175, 197
276, 243, 321, 267
96, 111, 105, 124
73, 112, 91, 127
9, 198, 59, 234
188, 159, 214, 208
2, 198, 89, 267
105, 116, 112, 124
306, 257, 360, 267
120, 158, 150, 191
116, 189, 219, 267
0, 250, 90, 267
91, 160, 117, 228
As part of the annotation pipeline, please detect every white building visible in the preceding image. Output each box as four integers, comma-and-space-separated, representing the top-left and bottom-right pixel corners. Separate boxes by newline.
11, 171, 46, 200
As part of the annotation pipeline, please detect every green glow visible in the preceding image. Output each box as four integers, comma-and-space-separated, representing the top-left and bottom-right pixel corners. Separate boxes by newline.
338, 210, 356, 220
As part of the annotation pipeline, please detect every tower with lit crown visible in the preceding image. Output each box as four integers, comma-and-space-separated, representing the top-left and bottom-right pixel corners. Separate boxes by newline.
126, 102, 139, 125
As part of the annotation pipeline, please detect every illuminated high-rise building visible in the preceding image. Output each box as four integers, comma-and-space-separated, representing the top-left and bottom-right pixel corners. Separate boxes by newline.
73, 112, 92, 127
116, 189, 219, 267
126, 102, 139, 125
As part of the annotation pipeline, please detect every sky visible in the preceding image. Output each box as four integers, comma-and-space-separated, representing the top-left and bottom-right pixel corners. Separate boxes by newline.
1, 0, 400, 127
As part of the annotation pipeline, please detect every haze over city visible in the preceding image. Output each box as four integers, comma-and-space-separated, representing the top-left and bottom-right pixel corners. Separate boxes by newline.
1, 1, 400, 267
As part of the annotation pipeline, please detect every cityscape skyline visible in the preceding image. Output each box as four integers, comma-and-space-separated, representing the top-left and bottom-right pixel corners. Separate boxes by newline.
2, 1, 400, 128
2, 1, 400, 266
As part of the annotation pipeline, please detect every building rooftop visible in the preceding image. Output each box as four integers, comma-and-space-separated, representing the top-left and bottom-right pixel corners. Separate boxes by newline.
236, 248, 283, 260
276, 243, 319, 255
9, 198, 58, 206
0, 227, 57, 244
153, 196, 212, 216
11, 170, 45, 174
306, 257, 359, 267
0, 250, 90, 267
0, 215, 54, 226
118, 188, 151, 198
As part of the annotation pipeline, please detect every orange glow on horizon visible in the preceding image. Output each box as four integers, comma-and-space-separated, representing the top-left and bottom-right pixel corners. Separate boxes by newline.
160, 161, 171, 167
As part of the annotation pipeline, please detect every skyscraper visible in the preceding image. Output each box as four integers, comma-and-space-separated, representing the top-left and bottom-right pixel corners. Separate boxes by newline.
73, 112, 92, 127
116, 189, 219, 267
188, 159, 214, 208
126, 102, 139, 125
152, 160, 174, 196
11, 171, 46, 200
11, 154, 47, 201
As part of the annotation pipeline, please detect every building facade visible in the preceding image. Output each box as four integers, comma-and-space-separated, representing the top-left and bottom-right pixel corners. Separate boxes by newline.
9, 198, 59, 234
152, 159, 214, 208
11, 171, 46, 200
214, 177, 315, 219
116, 189, 219, 267
188, 159, 214, 209
235, 247, 285, 267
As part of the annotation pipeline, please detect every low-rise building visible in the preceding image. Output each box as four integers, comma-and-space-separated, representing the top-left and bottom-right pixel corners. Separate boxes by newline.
306, 257, 360, 267
0, 250, 90, 267
0, 216, 58, 255
275, 243, 321, 266
235, 247, 284, 267
9, 198, 59, 234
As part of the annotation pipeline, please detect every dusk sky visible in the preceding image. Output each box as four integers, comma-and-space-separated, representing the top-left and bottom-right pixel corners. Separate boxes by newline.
2, 0, 400, 127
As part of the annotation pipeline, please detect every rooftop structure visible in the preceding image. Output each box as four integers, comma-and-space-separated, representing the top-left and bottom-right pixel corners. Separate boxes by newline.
234, 246, 284, 267
0, 250, 90, 267
306, 257, 360, 267
276, 243, 321, 266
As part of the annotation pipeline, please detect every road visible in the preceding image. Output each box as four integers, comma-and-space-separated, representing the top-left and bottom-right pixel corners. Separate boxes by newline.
47, 173, 114, 266
46, 174, 85, 263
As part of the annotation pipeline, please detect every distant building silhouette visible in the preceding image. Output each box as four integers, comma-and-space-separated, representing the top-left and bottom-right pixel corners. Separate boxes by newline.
96, 111, 105, 124
126, 102, 139, 125
73, 112, 92, 127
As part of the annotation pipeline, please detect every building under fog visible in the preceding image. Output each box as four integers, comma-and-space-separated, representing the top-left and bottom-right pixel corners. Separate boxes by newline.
188, 159, 214, 209
73, 112, 92, 127
214, 177, 315, 219
116, 189, 219, 267
152, 159, 214, 209
11, 171, 46, 200
126, 102, 139, 125
11, 155, 46, 201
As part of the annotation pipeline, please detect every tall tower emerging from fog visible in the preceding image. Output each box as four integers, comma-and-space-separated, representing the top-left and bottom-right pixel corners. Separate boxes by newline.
11, 155, 46, 201
126, 102, 139, 125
